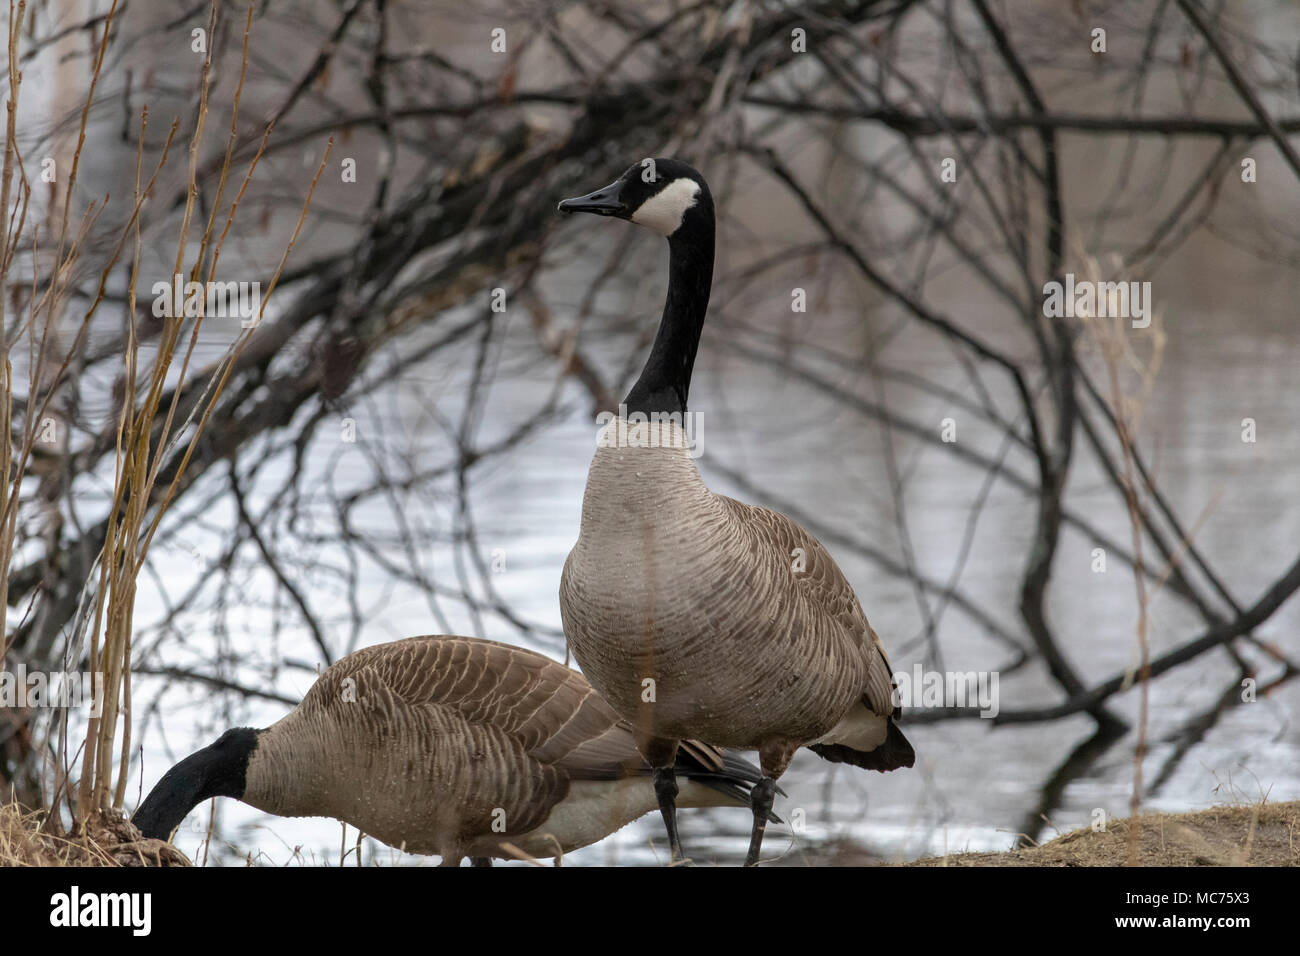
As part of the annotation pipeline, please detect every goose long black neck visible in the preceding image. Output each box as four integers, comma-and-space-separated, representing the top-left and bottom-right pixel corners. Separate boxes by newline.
132, 727, 260, 840
622, 211, 715, 417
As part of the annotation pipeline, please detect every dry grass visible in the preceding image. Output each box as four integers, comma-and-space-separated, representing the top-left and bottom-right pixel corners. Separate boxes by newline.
0, 800, 187, 867
906, 802, 1300, 867
5, 797, 1295, 867
875, 801, 1294, 867
771, 801, 1300, 867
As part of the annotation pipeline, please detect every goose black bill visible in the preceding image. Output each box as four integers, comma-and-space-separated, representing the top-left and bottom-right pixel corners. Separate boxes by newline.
557, 180, 626, 216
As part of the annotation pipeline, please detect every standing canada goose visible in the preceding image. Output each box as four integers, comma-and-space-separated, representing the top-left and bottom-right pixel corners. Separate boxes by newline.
557, 159, 915, 866
132, 635, 770, 865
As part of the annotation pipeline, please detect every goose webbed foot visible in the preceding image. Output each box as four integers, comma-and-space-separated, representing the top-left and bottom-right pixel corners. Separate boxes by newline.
652, 765, 684, 863
744, 777, 779, 867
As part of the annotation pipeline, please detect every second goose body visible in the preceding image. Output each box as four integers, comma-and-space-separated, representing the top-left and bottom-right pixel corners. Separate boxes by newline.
131, 635, 766, 865
557, 159, 915, 866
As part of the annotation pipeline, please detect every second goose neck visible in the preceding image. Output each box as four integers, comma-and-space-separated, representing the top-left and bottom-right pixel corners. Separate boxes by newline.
622, 218, 714, 418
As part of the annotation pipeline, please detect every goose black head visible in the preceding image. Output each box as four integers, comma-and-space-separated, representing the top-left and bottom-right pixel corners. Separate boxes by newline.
132, 726, 261, 841
558, 158, 712, 238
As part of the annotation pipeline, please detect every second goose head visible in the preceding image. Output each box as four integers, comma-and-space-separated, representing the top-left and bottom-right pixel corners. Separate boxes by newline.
559, 159, 715, 417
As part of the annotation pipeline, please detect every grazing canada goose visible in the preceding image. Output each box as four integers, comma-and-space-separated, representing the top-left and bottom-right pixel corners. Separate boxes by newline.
132, 635, 770, 865
557, 159, 915, 866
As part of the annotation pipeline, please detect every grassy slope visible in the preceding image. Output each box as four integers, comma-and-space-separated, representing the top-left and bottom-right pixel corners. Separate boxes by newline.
905, 802, 1299, 866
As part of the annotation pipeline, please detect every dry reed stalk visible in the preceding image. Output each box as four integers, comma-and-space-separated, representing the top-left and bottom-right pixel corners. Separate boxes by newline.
0, 1, 325, 838
1072, 251, 1165, 866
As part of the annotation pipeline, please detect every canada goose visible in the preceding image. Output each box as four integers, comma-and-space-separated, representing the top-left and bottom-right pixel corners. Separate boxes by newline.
132, 635, 770, 865
557, 159, 915, 866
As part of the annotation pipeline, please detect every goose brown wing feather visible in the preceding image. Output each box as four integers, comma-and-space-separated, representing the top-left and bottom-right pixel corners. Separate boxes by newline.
293, 640, 568, 839
716, 496, 901, 720
305, 635, 741, 783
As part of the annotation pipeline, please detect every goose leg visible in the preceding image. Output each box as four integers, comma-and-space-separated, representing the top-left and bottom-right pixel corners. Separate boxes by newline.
652, 766, 684, 863
747, 741, 796, 867
744, 777, 779, 867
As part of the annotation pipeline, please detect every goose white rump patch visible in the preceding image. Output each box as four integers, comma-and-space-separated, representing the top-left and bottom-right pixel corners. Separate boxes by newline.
811, 702, 889, 750
632, 178, 701, 236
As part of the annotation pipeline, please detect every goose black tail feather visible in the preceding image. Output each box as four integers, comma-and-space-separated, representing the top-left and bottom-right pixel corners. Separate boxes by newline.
809, 720, 915, 772
676, 747, 784, 823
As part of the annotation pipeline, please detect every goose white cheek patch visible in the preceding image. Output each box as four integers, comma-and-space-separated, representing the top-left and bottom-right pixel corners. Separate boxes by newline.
631, 178, 701, 236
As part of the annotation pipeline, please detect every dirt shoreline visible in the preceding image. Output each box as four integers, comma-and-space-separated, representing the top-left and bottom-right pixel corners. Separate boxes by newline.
4, 799, 1296, 866
868, 802, 1297, 866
